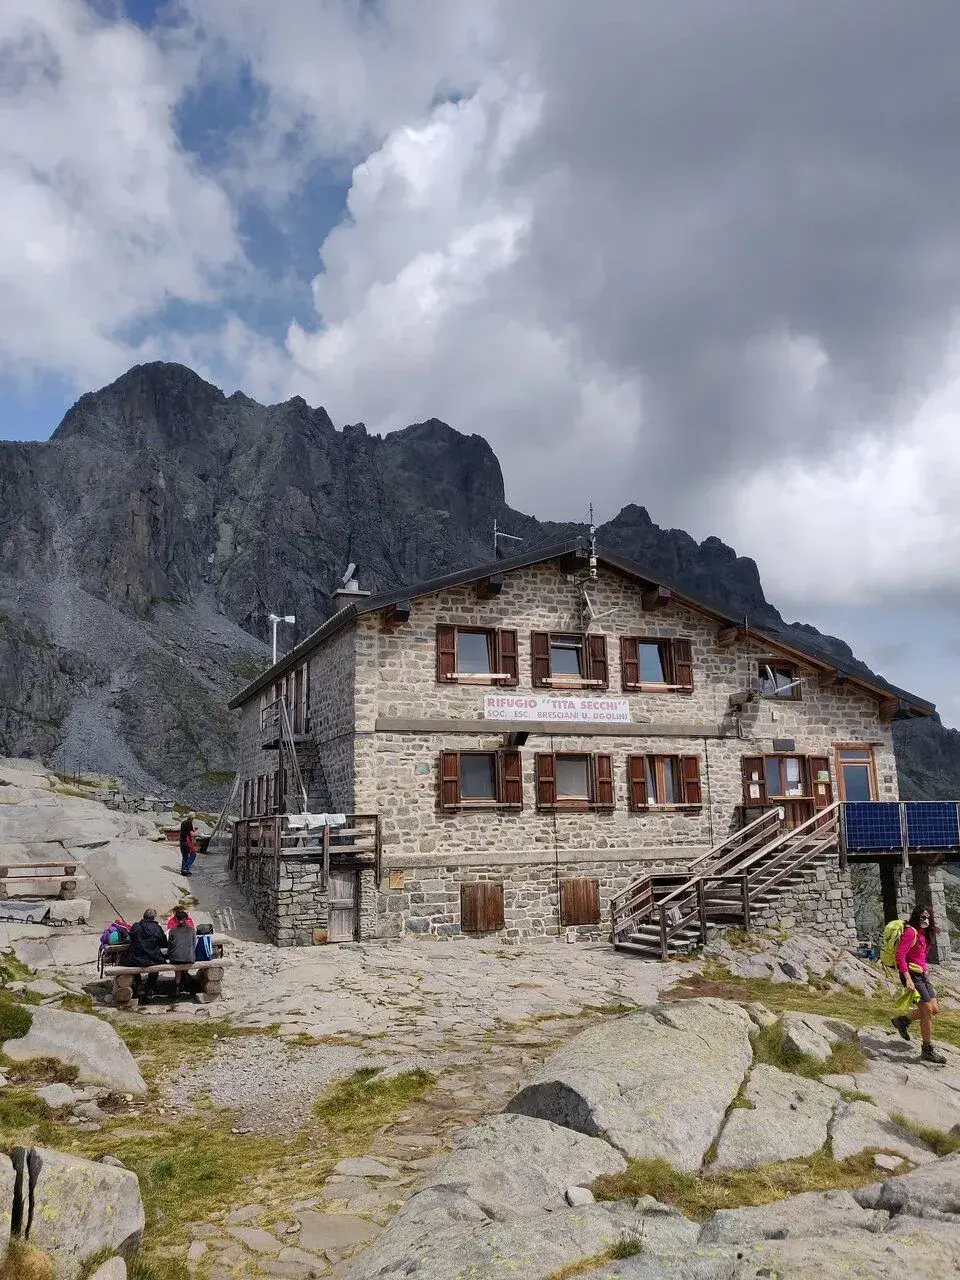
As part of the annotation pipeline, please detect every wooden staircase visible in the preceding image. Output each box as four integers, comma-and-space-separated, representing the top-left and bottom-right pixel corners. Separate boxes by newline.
611, 802, 842, 959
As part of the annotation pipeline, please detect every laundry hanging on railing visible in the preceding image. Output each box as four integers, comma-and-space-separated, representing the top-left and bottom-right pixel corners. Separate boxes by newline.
285, 813, 347, 830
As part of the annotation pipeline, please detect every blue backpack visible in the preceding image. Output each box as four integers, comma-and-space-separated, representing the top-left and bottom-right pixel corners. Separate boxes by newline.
195, 933, 214, 961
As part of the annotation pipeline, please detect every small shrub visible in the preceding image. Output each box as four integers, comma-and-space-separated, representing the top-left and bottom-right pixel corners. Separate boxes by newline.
750, 1020, 865, 1080
608, 1230, 644, 1258
0, 1002, 33, 1039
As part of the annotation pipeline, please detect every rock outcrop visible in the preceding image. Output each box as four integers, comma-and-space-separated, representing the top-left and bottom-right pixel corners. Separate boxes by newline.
2, 1008, 147, 1095
0, 360, 951, 802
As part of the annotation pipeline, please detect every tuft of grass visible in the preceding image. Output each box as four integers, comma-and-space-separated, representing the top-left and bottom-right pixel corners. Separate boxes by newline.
838, 1089, 875, 1104
315, 1068, 436, 1156
722, 927, 764, 954
750, 1020, 867, 1081
729, 1095, 756, 1110
0, 1241, 53, 1279
0, 1089, 52, 1131
544, 1231, 645, 1279
890, 1111, 960, 1157
1, 952, 35, 984
5, 1056, 80, 1085
608, 1230, 644, 1259
0, 1000, 33, 1039
593, 1150, 895, 1221
58, 991, 95, 1014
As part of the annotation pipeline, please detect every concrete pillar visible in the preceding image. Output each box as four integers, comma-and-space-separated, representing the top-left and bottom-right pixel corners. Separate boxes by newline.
909, 862, 953, 965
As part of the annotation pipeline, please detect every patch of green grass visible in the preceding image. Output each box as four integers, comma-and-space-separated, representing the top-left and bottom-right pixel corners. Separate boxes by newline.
0, 1089, 51, 1131
5, 1056, 80, 1085
891, 1112, 960, 1157
0, 1000, 33, 1039
729, 1094, 756, 1110
723, 927, 765, 953
608, 1230, 644, 1259
116, 1017, 270, 1082
750, 1020, 866, 1080
593, 1150, 895, 1221
838, 1089, 875, 1103
58, 991, 95, 1014
1, 952, 35, 984
315, 1068, 436, 1156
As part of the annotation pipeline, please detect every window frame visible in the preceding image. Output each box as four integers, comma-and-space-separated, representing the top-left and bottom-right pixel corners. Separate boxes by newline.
439, 749, 524, 810
834, 743, 878, 802
535, 752, 614, 812
628, 754, 702, 810
531, 631, 609, 689
756, 659, 803, 701
620, 637, 694, 691
763, 753, 809, 799
436, 625, 519, 686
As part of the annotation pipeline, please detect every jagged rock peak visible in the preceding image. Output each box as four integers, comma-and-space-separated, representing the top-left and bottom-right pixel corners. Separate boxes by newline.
53, 361, 227, 446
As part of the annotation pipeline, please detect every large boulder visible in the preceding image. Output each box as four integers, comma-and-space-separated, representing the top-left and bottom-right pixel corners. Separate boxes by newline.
505, 1000, 753, 1170
15, 1146, 144, 1280
831, 1099, 937, 1164
780, 1012, 854, 1063
2, 1009, 147, 1095
710, 1065, 836, 1168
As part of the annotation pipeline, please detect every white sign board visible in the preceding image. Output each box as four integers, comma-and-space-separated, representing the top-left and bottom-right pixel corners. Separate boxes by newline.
483, 694, 631, 724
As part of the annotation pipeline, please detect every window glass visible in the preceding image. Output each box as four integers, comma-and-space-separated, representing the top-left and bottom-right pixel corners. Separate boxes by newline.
644, 757, 657, 803
460, 753, 497, 800
758, 664, 799, 697
551, 635, 583, 676
839, 747, 872, 762
457, 631, 492, 674
662, 759, 678, 805
638, 642, 667, 683
556, 755, 590, 798
764, 758, 782, 797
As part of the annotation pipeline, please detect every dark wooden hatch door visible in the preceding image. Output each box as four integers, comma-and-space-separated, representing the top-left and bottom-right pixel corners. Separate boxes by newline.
328, 868, 358, 942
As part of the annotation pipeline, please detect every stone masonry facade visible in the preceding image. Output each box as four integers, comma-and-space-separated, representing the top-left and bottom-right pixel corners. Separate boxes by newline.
231, 555, 937, 947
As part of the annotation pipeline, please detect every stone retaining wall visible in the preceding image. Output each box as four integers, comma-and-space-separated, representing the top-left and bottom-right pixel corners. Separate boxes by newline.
750, 861, 857, 942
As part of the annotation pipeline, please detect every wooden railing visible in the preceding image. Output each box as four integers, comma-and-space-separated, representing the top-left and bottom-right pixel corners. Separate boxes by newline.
612, 803, 841, 959
232, 814, 382, 891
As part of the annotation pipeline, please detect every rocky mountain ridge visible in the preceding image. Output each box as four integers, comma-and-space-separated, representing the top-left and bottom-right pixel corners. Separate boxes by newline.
0, 361, 950, 802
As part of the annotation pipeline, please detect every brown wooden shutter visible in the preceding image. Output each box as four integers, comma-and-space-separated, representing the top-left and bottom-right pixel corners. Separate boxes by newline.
586, 634, 609, 687
461, 882, 504, 934
594, 754, 614, 810
560, 878, 601, 926
741, 756, 766, 805
437, 625, 457, 681
500, 750, 523, 807
496, 629, 519, 685
680, 756, 702, 805
673, 639, 694, 690
531, 631, 551, 686
808, 755, 833, 809
535, 753, 556, 808
621, 637, 640, 690
628, 755, 649, 810
440, 751, 461, 809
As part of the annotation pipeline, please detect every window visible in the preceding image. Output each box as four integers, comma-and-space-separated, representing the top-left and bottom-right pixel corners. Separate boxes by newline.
242, 779, 251, 817
536, 753, 614, 811
560, 878, 601, 926
531, 632, 609, 688
436, 626, 518, 685
439, 750, 523, 809
628, 755, 702, 809
740, 755, 833, 809
620, 638, 694, 691
461, 882, 505, 934
764, 755, 805, 798
757, 661, 802, 700
836, 745, 876, 802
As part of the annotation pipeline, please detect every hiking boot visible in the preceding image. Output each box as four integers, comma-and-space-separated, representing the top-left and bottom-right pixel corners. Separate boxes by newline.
921, 1043, 947, 1066
891, 1015, 911, 1041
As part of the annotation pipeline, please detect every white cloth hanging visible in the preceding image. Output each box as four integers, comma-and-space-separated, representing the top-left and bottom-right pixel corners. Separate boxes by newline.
285, 812, 347, 830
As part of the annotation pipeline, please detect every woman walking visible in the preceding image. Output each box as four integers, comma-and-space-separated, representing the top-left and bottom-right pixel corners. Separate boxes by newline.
892, 903, 947, 1065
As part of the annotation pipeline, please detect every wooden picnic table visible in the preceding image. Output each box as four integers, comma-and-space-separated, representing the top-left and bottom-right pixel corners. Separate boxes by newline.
100, 934, 228, 1006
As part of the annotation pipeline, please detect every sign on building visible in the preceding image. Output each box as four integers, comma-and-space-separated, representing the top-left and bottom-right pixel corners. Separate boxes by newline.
483, 694, 631, 724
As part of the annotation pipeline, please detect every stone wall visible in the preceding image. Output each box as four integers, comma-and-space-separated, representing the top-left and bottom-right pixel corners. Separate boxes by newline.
306, 621, 358, 813
750, 861, 857, 942
239, 861, 329, 947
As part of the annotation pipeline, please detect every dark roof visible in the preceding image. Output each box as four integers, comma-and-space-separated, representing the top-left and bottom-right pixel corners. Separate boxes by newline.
229, 537, 935, 717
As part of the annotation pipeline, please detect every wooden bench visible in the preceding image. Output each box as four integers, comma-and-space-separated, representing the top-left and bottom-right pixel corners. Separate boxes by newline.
0, 863, 85, 900
103, 958, 231, 1007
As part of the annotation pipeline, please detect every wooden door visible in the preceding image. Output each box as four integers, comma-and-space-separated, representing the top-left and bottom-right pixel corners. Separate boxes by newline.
328, 868, 358, 942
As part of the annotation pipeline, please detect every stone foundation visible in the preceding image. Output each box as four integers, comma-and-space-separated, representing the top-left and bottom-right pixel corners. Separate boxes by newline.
750, 861, 857, 942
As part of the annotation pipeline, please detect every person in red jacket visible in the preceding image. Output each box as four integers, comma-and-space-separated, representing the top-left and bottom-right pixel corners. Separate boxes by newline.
891, 903, 946, 1065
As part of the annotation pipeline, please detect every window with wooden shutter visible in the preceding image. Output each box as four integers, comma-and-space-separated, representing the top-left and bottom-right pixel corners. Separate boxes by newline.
535, 753, 557, 807
501, 750, 523, 807
673, 639, 694, 690
586, 634, 609, 688
741, 756, 767, 804
594, 754, 614, 809
621, 637, 640, 690
440, 751, 461, 809
808, 755, 833, 809
531, 631, 551, 686
496, 629, 519, 685
461, 882, 505, 934
437, 625, 457, 681
627, 756, 648, 810
560, 878, 601, 926
680, 756, 702, 805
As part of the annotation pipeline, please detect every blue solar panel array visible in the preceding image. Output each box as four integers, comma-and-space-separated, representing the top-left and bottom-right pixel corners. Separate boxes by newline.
905, 802, 960, 850
842, 802, 902, 851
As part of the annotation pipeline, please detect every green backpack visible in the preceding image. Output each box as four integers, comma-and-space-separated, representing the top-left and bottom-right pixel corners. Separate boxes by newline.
880, 918, 906, 969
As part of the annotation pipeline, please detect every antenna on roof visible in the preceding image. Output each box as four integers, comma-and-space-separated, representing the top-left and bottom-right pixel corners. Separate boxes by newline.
493, 519, 523, 560
588, 503, 598, 580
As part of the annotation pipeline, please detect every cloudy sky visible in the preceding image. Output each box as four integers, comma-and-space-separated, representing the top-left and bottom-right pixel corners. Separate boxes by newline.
2, 1, 960, 721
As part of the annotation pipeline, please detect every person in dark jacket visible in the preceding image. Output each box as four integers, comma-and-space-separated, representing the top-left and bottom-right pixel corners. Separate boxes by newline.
167, 908, 198, 1000
128, 908, 167, 1005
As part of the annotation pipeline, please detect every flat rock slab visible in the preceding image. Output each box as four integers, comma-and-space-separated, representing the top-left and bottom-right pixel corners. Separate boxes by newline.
711, 1064, 837, 1169
298, 1211, 380, 1255
856, 1150, 960, 1218
227, 1226, 282, 1253
23, 1145, 144, 1280
831, 1098, 937, 1164
3, 1007, 147, 1094
699, 1188, 887, 1243
833, 1053, 960, 1133
780, 1012, 854, 1063
333, 1156, 399, 1178
506, 999, 753, 1170
87, 1260, 127, 1280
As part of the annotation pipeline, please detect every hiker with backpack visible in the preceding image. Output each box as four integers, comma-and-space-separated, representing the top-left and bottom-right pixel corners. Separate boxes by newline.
888, 903, 947, 1065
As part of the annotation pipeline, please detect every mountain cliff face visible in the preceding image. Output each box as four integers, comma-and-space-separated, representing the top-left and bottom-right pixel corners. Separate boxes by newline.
0, 361, 951, 804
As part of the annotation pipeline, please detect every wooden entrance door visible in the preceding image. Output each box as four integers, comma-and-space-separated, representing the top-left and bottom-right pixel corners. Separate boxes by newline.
328, 868, 358, 942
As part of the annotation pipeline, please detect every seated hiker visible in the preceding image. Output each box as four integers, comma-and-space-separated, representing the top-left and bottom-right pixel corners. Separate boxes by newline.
166, 910, 195, 931
127, 908, 168, 1006
167, 908, 198, 999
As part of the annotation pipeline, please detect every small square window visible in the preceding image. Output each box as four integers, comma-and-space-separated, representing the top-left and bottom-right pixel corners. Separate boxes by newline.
758, 662, 801, 699
556, 755, 590, 799
460, 753, 498, 800
550, 635, 584, 677
638, 642, 668, 683
456, 631, 493, 674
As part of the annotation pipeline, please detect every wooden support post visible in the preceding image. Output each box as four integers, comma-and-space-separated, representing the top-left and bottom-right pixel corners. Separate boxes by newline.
741, 873, 751, 930
59, 879, 77, 901
113, 975, 135, 1008
322, 824, 330, 890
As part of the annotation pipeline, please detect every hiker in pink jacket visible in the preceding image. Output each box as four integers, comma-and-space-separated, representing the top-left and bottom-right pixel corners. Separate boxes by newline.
891, 903, 946, 1065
